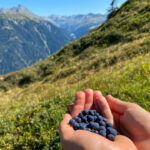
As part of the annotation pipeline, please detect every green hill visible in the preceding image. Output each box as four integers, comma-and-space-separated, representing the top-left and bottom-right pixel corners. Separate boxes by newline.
0, 0, 150, 149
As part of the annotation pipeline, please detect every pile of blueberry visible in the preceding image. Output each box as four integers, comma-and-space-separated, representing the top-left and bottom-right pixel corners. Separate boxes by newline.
69, 109, 118, 141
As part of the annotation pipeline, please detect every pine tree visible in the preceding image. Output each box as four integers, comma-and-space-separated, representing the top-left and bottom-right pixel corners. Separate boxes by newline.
111, 0, 117, 11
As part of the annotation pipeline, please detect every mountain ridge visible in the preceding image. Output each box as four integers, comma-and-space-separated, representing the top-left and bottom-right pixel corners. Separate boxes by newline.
0, 8, 71, 75
49, 13, 106, 39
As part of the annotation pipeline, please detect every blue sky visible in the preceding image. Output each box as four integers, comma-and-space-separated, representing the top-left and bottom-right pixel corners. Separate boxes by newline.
0, 0, 126, 16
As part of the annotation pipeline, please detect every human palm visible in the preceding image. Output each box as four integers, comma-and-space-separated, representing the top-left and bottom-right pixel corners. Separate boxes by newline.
106, 95, 150, 150
59, 89, 137, 150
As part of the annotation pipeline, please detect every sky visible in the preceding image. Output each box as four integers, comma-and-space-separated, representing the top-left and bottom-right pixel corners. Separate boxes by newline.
0, 0, 127, 16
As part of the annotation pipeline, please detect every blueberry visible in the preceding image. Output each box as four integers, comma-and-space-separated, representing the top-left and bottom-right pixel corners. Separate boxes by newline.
82, 109, 89, 115
81, 116, 88, 122
89, 109, 96, 116
107, 134, 115, 141
89, 121, 95, 129
99, 120, 106, 126
96, 115, 103, 122
69, 119, 76, 126
103, 117, 107, 122
79, 123, 87, 130
92, 129, 99, 134
99, 130, 106, 137
107, 127, 117, 136
106, 123, 113, 128
78, 112, 84, 118
72, 116, 82, 123
95, 112, 100, 117
85, 128, 90, 131
93, 116, 97, 121
87, 115, 94, 122
99, 126, 106, 131
74, 122, 80, 130
93, 123, 100, 130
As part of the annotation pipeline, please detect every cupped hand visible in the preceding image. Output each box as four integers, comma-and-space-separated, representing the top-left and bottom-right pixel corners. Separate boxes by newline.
59, 89, 137, 150
106, 95, 150, 150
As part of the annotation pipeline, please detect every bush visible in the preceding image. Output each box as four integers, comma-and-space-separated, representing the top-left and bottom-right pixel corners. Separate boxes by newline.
39, 63, 54, 77
99, 31, 124, 46
54, 68, 76, 81
18, 74, 35, 86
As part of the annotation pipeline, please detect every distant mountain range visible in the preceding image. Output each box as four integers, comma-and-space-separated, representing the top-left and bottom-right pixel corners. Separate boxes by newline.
49, 13, 106, 39
0, 5, 106, 75
0, 5, 71, 75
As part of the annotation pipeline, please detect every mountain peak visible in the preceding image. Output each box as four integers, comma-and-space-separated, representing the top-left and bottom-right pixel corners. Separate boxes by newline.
0, 5, 34, 16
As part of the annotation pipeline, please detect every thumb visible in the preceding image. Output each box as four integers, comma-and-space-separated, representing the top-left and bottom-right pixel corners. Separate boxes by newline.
106, 95, 128, 114
59, 114, 74, 140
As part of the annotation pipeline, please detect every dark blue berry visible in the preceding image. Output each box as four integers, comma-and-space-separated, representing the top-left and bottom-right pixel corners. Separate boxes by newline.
81, 116, 88, 122
82, 109, 89, 115
74, 122, 80, 130
96, 115, 103, 122
103, 118, 107, 122
92, 129, 99, 134
87, 115, 94, 122
79, 123, 87, 130
106, 123, 113, 128
92, 123, 100, 130
93, 116, 97, 121
72, 116, 82, 123
99, 126, 106, 131
99, 120, 106, 126
78, 112, 84, 118
99, 130, 106, 137
89, 109, 96, 116
85, 128, 90, 131
107, 134, 115, 141
95, 112, 100, 117
107, 127, 117, 136
89, 121, 95, 129
69, 119, 76, 126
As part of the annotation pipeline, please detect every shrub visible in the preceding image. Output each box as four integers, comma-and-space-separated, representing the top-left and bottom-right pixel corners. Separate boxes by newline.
18, 74, 35, 86
99, 31, 124, 46
54, 68, 76, 81
39, 63, 54, 77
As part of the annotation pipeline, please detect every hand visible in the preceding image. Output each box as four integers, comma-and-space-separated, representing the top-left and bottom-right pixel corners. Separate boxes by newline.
59, 89, 137, 150
106, 95, 150, 150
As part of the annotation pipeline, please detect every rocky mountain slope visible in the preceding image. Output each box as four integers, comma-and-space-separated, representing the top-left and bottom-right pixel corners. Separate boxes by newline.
49, 13, 106, 39
0, 6, 71, 75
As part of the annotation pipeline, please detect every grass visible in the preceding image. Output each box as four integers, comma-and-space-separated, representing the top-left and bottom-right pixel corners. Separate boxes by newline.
0, 0, 150, 149
0, 52, 150, 149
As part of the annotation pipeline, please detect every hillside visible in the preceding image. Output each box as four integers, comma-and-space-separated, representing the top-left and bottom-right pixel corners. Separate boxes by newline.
49, 13, 106, 39
0, 0, 150, 149
0, 6, 71, 75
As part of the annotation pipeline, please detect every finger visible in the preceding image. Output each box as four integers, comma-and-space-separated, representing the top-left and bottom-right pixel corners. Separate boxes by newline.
94, 91, 113, 124
69, 104, 74, 113
112, 111, 120, 130
71, 91, 85, 117
84, 89, 93, 109
106, 95, 128, 114
59, 114, 74, 140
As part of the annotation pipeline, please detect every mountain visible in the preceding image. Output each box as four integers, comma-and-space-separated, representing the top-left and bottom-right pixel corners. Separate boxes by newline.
49, 13, 106, 39
0, 5, 71, 75
0, 0, 150, 149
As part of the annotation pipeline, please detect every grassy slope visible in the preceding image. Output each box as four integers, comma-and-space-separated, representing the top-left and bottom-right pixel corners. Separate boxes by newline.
0, 0, 150, 149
